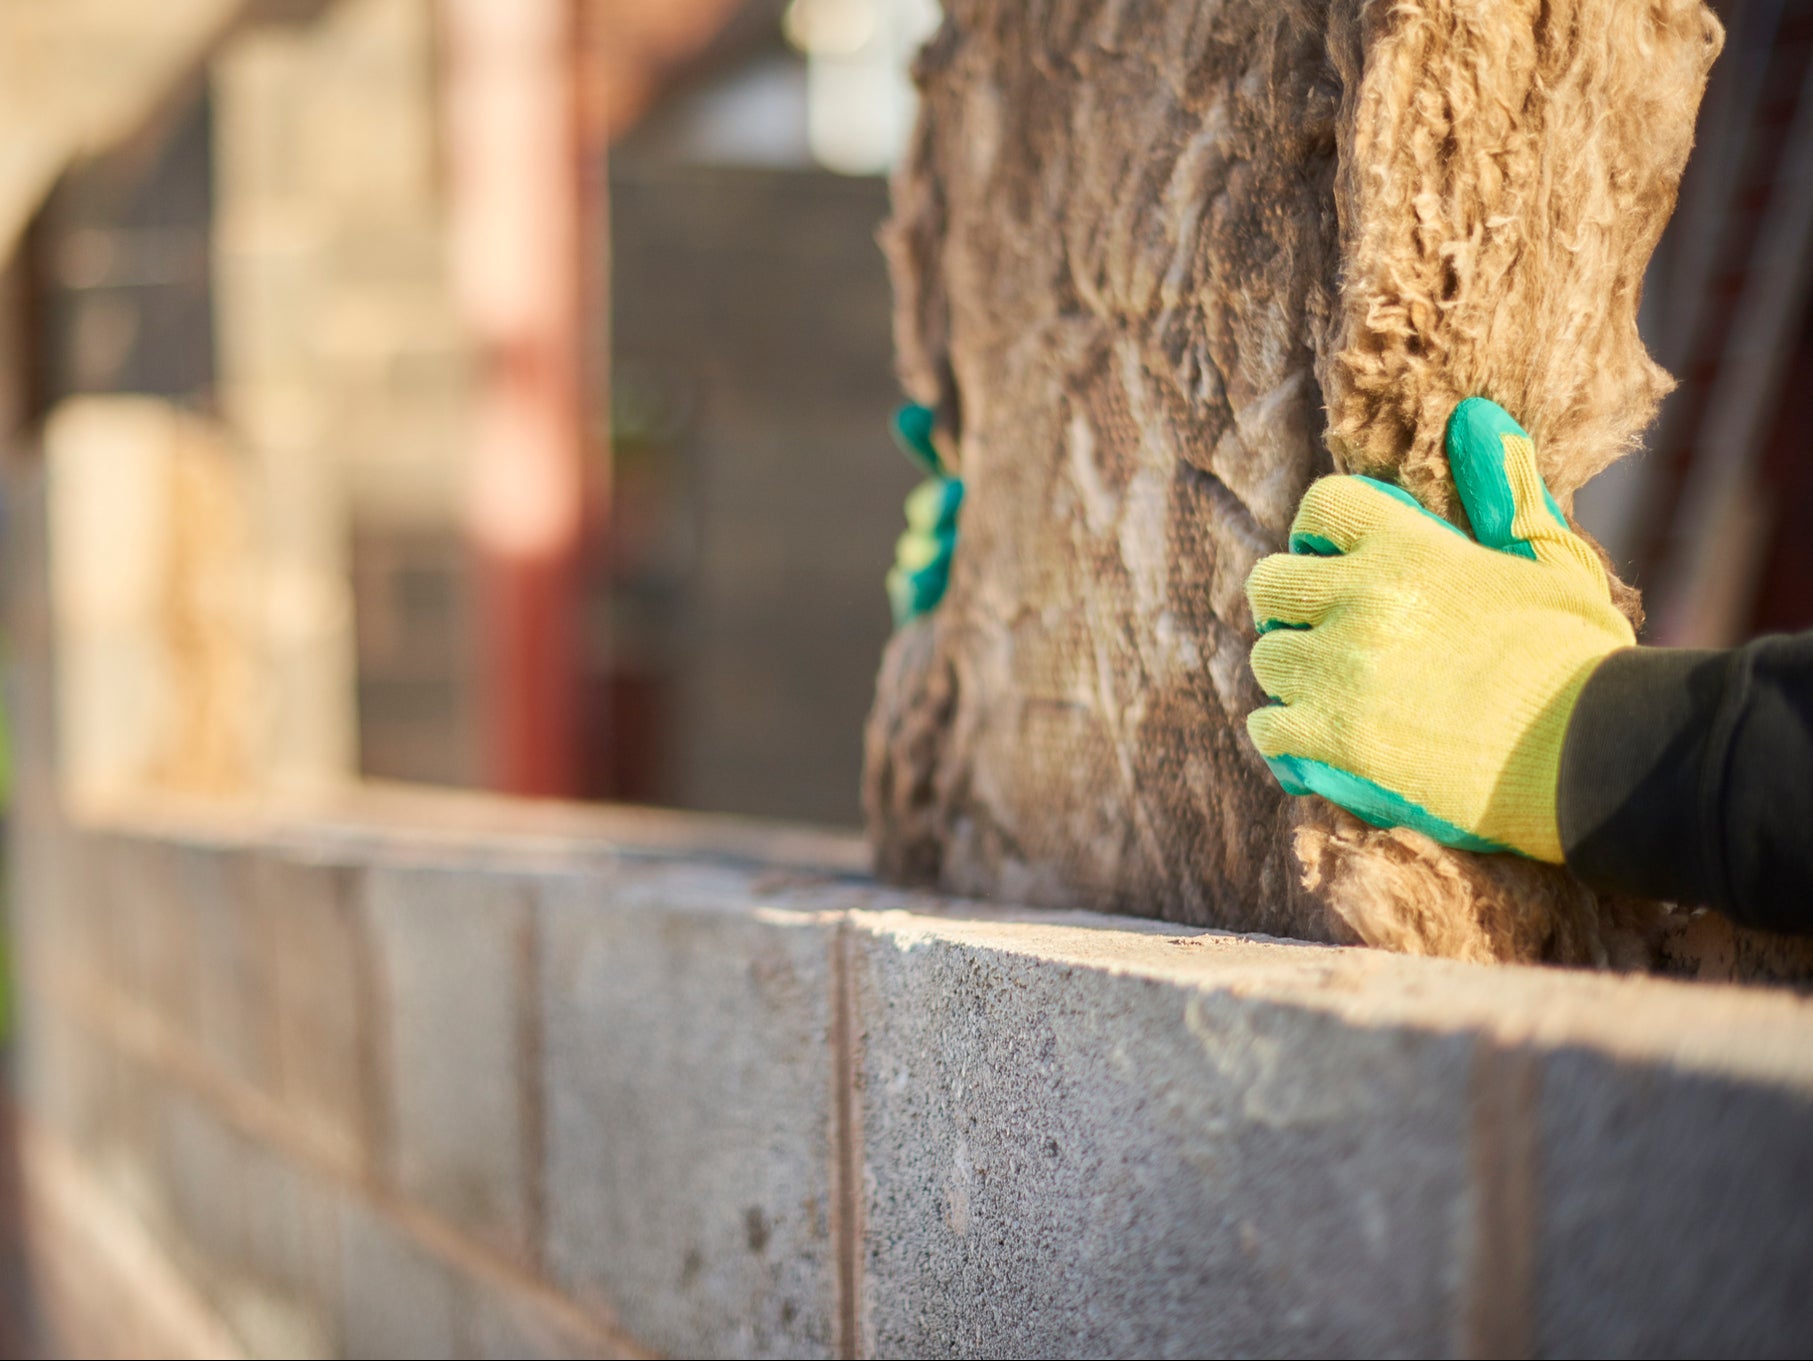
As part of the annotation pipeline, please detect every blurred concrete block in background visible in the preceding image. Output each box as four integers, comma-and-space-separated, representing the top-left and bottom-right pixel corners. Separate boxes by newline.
365, 865, 538, 1262
45, 397, 260, 804
21, 1122, 244, 1361
214, 0, 476, 792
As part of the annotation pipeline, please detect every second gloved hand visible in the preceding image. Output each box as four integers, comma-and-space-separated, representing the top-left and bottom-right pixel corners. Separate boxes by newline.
1243, 398, 1636, 862
887, 403, 963, 628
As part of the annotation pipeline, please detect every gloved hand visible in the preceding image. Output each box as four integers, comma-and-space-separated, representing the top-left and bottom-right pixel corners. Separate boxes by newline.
886, 403, 964, 628
1244, 398, 1636, 862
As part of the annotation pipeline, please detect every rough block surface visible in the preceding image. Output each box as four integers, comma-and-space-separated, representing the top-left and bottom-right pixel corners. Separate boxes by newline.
851, 913, 1475, 1358
537, 864, 841, 1360
1535, 1047, 1813, 1356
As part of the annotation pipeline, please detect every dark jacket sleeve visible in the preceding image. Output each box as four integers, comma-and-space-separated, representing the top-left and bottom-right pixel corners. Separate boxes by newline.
1558, 630, 1813, 934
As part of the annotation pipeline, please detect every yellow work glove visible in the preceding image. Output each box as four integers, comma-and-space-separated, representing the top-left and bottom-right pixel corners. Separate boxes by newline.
1244, 398, 1636, 862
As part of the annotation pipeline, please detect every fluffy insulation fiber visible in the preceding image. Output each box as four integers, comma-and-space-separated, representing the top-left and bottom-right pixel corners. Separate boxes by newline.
865, 0, 1739, 965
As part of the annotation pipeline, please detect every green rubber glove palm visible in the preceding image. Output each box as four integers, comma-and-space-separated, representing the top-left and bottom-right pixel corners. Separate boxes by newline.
1244, 398, 1635, 862
887, 404, 964, 628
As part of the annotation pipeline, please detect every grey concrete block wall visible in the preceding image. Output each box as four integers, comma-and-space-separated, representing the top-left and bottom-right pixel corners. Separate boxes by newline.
13, 794, 1813, 1359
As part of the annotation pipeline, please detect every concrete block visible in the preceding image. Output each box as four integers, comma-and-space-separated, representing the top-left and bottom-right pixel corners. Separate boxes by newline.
336, 1196, 462, 1361
19, 1117, 246, 1361
299, 0, 439, 213
465, 1288, 631, 1361
148, 1083, 340, 1358
317, 224, 450, 303
7, 793, 80, 984
850, 912, 1476, 1359
179, 843, 277, 1091
335, 1194, 626, 1361
1535, 1046, 1813, 1356
154, 1085, 249, 1282
98, 833, 199, 1027
212, 228, 327, 388
94, 834, 275, 1100
12, 993, 122, 1158
95, 1044, 164, 1223
250, 855, 375, 1172
13, 819, 105, 991
365, 864, 535, 1258
232, 1133, 343, 1357
538, 865, 840, 1359
212, 25, 317, 208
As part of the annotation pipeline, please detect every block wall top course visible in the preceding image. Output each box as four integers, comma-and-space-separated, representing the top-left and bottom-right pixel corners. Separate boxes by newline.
78, 781, 873, 876
67, 784, 1813, 1084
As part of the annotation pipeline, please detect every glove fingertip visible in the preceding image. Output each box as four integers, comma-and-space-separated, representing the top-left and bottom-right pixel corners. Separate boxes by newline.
1244, 702, 1274, 750
904, 478, 965, 536
1448, 396, 1547, 554
888, 560, 952, 628
892, 404, 945, 477
1447, 396, 1526, 459
939, 478, 966, 529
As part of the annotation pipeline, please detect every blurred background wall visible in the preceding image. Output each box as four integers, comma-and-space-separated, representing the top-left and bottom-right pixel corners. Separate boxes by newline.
1571, 2, 1813, 644
3, 0, 936, 828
